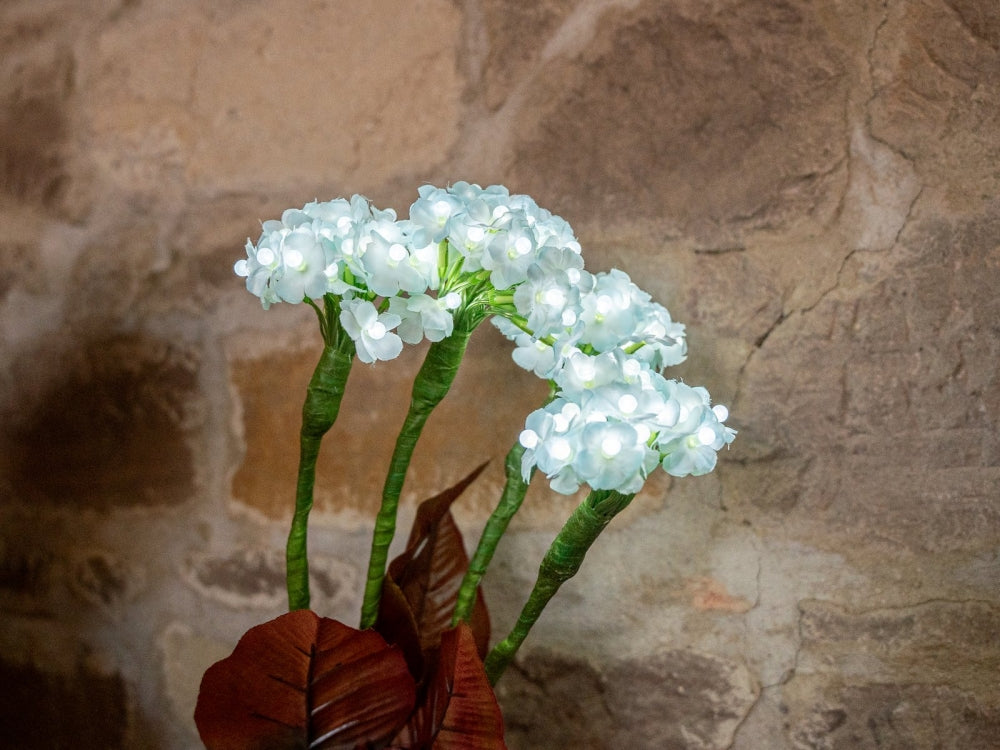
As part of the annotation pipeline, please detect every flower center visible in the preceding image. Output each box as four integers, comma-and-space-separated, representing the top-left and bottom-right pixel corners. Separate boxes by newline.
389, 243, 408, 263
601, 436, 623, 458
549, 438, 572, 462
618, 394, 638, 414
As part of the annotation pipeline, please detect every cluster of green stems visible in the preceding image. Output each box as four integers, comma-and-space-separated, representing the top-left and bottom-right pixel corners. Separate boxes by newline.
289, 287, 634, 685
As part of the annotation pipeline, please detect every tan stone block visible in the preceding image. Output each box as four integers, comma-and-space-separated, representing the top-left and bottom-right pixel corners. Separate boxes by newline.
84, 1, 463, 194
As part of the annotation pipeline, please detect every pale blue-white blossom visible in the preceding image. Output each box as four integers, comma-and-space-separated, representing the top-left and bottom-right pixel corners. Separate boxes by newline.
339, 298, 404, 364
236, 196, 393, 307
518, 354, 735, 494
388, 293, 456, 344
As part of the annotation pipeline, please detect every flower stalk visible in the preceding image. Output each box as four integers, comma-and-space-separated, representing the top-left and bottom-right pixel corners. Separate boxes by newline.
452, 441, 534, 625
483, 489, 634, 684
287, 296, 355, 611
359, 312, 481, 628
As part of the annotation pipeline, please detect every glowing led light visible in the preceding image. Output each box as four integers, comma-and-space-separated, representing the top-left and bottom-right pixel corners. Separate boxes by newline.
618, 394, 639, 414
433, 200, 452, 218
389, 243, 408, 263
712, 404, 729, 422
515, 236, 533, 256
284, 249, 304, 268
544, 288, 566, 307
561, 403, 581, 421
566, 268, 581, 284
368, 321, 387, 340
467, 226, 485, 243
561, 310, 578, 326
622, 359, 641, 377
443, 292, 462, 309
596, 295, 613, 315
519, 429, 539, 450
549, 438, 572, 462
601, 436, 623, 458
635, 424, 651, 443
697, 425, 717, 446
234, 259, 248, 276
257, 247, 276, 265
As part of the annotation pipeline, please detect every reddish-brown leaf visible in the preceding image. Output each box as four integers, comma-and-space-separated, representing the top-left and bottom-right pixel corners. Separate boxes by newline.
195, 610, 416, 750
390, 623, 507, 750
376, 463, 491, 679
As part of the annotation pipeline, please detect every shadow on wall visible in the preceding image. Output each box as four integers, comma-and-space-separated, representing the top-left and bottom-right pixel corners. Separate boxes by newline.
0, 333, 201, 747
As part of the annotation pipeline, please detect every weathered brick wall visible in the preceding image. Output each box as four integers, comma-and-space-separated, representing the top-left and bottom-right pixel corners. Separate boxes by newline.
1, 1, 997, 747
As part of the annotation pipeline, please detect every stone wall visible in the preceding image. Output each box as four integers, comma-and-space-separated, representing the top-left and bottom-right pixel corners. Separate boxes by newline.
1, 0, 997, 747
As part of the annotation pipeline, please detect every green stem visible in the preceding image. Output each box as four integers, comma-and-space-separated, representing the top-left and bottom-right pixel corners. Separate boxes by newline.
359, 319, 478, 628
452, 441, 532, 625
287, 300, 355, 611
483, 489, 635, 684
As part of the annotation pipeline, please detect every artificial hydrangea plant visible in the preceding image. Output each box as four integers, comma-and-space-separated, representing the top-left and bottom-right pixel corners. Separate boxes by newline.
198, 182, 735, 749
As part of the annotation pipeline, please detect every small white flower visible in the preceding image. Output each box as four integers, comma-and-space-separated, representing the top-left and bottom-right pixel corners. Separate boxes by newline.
388, 294, 455, 344
572, 421, 656, 493
339, 299, 404, 364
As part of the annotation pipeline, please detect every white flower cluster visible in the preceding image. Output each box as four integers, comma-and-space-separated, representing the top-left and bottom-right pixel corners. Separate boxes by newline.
235, 183, 584, 363
485, 252, 734, 492
518, 350, 736, 494
236, 183, 735, 490
493, 267, 687, 379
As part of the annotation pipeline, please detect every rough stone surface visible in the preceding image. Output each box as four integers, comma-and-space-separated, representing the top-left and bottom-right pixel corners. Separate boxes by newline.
229, 322, 549, 523
0, 656, 129, 749
497, 647, 757, 749
0, 0, 997, 747
2, 334, 200, 509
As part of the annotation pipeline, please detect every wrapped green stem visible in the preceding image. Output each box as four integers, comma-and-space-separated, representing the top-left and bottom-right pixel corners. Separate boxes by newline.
359, 321, 477, 628
483, 489, 635, 684
287, 300, 355, 611
452, 441, 532, 625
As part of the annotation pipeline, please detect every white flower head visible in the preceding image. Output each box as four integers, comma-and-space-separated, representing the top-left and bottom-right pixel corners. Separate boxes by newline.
578, 270, 644, 352
237, 195, 397, 307
388, 293, 455, 344
339, 298, 404, 364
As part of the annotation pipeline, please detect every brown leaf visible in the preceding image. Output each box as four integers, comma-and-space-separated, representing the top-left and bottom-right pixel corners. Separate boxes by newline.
391, 623, 507, 750
195, 610, 416, 750
376, 463, 491, 679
